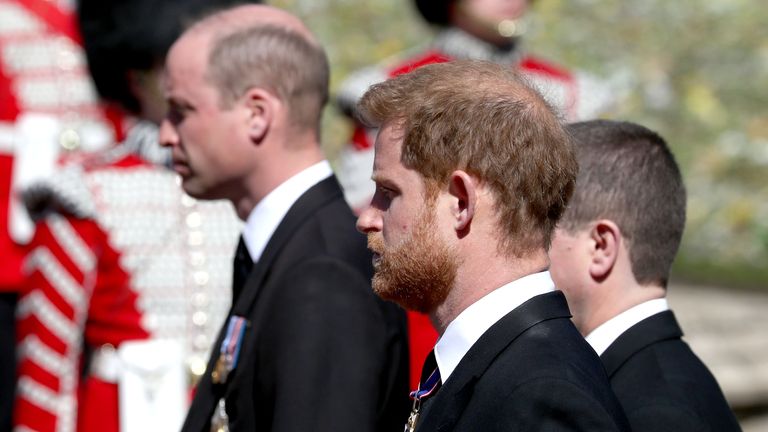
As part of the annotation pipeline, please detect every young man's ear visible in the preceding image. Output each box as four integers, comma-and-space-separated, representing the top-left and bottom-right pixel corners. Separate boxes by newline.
588, 220, 621, 280
242, 87, 277, 143
448, 170, 477, 234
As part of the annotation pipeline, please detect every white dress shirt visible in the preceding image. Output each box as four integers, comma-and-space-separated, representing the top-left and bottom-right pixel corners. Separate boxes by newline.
434, 271, 555, 383
241, 161, 332, 262
585, 298, 670, 356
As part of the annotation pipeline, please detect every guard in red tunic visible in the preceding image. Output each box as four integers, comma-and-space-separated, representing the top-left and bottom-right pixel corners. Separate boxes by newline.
0, 1, 120, 429
335, 0, 615, 389
12, 1, 248, 431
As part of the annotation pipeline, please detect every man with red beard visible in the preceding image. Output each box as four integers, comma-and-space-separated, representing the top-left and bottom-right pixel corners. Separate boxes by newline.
337, 0, 616, 388
356, 60, 630, 432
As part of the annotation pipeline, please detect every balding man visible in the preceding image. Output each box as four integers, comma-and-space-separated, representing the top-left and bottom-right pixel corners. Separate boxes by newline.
160, 5, 409, 431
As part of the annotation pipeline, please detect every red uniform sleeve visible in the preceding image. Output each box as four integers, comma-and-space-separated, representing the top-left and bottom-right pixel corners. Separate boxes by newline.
14, 215, 148, 432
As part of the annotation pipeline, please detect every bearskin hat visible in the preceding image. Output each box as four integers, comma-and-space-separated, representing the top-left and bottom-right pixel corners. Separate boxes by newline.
77, 0, 261, 114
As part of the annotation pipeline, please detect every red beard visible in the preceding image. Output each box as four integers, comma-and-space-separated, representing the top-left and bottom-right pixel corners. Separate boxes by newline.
367, 205, 458, 313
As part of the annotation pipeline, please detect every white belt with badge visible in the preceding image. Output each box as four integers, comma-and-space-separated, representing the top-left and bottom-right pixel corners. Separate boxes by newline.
90, 340, 187, 432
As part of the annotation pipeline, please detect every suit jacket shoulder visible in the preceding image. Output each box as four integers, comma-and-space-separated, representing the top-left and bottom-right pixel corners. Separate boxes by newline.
183, 176, 409, 432
602, 311, 741, 432
418, 291, 629, 432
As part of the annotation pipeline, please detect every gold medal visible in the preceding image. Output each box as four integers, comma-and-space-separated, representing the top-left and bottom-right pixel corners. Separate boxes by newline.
211, 356, 229, 384
404, 398, 421, 432
405, 410, 419, 432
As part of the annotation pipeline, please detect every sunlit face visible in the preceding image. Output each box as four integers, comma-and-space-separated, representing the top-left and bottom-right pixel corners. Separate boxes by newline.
159, 33, 253, 202
356, 123, 457, 312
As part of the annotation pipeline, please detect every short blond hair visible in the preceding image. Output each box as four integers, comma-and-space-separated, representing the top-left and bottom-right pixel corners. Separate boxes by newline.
206, 24, 329, 136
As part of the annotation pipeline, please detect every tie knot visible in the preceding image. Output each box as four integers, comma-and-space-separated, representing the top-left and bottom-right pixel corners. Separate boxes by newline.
233, 236, 254, 301
236, 236, 253, 270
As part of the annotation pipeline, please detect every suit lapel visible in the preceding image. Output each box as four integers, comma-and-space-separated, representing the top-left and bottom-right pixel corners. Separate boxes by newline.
419, 291, 572, 431
182, 176, 343, 431
231, 175, 342, 316
601, 310, 683, 377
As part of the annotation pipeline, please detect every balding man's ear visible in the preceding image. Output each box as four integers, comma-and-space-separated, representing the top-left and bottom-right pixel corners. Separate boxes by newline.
242, 87, 277, 143
448, 170, 476, 235
588, 220, 620, 280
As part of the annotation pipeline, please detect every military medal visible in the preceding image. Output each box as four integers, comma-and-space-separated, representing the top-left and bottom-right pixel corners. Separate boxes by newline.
404, 367, 441, 432
210, 316, 248, 385
209, 316, 248, 430
404, 398, 421, 432
211, 356, 229, 384
210, 399, 230, 432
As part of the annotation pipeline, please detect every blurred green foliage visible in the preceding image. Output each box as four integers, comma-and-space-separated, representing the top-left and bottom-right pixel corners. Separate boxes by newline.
273, 0, 768, 288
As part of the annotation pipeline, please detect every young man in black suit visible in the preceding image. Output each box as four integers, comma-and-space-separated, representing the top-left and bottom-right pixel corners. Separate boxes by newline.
356, 61, 629, 432
549, 120, 741, 431
160, 5, 409, 431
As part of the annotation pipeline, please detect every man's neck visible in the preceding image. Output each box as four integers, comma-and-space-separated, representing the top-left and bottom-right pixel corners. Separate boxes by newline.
580, 281, 667, 336
239, 160, 332, 262
233, 139, 324, 220
430, 250, 550, 334
585, 297, 669, 356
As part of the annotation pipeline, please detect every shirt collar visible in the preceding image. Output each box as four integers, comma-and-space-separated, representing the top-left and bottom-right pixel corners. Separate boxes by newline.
585, 298, 669, 356
242, 161, 332, 262
434, 271, 555, 383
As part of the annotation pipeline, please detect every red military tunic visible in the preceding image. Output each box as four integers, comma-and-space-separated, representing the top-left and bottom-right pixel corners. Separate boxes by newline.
2, 3, 241, 431
0, 0, 120, 294
14, 126, 242, 432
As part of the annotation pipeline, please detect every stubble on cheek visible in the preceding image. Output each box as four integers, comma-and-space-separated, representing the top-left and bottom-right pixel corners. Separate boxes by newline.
366, 212, 457, 314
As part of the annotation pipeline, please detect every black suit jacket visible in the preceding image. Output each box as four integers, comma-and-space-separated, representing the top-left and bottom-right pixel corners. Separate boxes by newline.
602, 310, 741, 431
182, 176, 410, 432
416, 291, 630, 432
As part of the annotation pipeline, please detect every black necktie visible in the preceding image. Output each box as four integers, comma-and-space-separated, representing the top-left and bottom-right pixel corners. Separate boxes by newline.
232, 236, 253, 302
